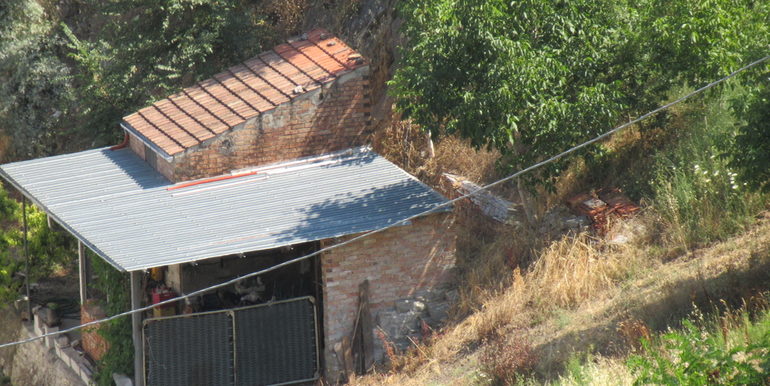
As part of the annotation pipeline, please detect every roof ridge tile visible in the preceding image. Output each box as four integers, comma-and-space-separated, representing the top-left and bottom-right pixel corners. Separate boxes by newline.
122, 28, 366, 157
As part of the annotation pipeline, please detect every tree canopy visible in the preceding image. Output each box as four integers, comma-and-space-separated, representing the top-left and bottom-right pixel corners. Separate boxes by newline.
390, 0, 770, 187
64, 0, 273, 144
0, 0, 74, 159
0, 0, 308, 160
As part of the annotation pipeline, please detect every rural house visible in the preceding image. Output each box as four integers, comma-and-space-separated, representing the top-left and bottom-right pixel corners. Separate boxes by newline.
0, 29, 456, 385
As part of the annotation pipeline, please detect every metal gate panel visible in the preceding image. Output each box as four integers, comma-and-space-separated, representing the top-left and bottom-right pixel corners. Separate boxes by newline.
143, 297, 318, 386
234, 297, 319, 385
144, 312, 234, 386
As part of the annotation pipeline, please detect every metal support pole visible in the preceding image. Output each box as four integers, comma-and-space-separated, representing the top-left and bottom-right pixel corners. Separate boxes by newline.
22, 198, 31, 319
78, 241, 87, 305
130, 271, 145, 386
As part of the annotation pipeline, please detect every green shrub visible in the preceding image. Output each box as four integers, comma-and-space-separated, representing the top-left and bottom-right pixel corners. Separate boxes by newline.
0, 186, 75, 304
89, 252, 133, 385
0, 0, 74, 160
628, 306, 770, 385
730, 74, 770, 192
649, 89, 767, 249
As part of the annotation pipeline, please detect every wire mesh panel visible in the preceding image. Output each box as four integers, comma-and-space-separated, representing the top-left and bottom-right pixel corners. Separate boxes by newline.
144, 312, 234, 386
234, 297, 319, 385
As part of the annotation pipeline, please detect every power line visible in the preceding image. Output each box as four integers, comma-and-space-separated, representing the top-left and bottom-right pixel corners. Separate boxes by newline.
1, 53, 768, 351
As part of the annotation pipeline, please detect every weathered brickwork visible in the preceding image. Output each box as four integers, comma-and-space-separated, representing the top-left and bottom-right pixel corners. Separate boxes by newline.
128, 133, 145, 160
127, 133, 175, 180
80, 300, 109, 361
320, 212, 456, 377
128, 66, 372, 182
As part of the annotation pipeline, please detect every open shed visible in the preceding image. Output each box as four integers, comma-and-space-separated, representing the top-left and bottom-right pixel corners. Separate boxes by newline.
0, 29, 455, 385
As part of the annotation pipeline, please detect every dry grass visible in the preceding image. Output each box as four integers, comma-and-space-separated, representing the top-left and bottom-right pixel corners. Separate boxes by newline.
452, 219, 531, 318
352, 215, 770, 385
555, 355, 635, 386
359, 113, 770, 385
352, 229, 649, 385
372, 120, 500, 188
529, 234, 638, 309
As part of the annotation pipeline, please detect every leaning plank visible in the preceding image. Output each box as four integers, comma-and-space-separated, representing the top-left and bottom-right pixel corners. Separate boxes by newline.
442, 173, 517, 223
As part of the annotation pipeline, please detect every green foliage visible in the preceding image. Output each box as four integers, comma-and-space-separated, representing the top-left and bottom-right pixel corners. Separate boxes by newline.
391, 0, 629, 187
638, 0, 770, 84
63, 0, 272, 144
0, 0, 74, 160
391, 0, 770, 188
89, 252, 133, 385
730, 69, 770, 192
562, 351, 593, 385
648, 89, 767, 249
628, 313, 770, 385
0, 186, 76, 304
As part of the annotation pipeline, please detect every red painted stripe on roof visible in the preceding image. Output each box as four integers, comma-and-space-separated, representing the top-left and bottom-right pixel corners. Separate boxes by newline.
167, 170, 258, 191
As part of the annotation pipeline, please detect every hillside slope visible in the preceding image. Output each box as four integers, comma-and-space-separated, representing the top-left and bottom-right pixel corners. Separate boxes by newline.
354, 214, 770, 385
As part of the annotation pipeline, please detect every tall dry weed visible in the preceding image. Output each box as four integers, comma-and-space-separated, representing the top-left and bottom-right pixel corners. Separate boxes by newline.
355, 229, 655, 382
528, 234, 635, 308
463, 233, 644, 345
453, 222, 528, 317
373, 119, 500, 187
479, 333, 539, 383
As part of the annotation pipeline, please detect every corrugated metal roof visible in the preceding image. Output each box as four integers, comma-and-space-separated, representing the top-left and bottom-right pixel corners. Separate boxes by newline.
0, 147, 448, 272
122, 28, 366, 158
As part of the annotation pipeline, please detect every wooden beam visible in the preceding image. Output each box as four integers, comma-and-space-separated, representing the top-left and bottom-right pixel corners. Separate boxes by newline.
130, 271, 145, 386
351, 280, 374, 374
78, 241, 87, 305
22, 199, 31, 319
359, 280, 374, 372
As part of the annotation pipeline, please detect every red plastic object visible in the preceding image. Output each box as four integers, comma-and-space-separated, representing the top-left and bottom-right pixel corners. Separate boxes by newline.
151, 288, 176, 305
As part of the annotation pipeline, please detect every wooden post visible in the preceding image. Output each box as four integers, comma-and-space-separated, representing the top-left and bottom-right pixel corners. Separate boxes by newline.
22, 199, 31, 319
426, 130, 435, 159
359, 280, 374, 372
517, 179, 535, 226
130, 270, 145, 386
351, 280, 374, 374
78, 241, 87, 305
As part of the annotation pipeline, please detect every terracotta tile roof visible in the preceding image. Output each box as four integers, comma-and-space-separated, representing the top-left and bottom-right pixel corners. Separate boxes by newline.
122, 28, 366, 157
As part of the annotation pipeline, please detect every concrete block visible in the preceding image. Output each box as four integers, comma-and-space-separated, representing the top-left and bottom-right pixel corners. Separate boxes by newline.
63, 347, 77, 371
425, 301, 450, 326
113, 373, 133, 386
55, 334, 70, 348
33, 314, 44, 339
79, 361, 94, 384
44, 325, 59, 348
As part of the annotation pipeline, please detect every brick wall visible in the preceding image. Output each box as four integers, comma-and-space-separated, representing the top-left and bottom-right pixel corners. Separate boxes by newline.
127, 132, 175, 180
320, 212, 455, 377
128, 66, 372, 182
80, 300, 109, 361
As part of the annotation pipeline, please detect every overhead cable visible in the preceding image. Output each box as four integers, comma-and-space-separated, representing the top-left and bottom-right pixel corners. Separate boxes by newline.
1, 53, 768, 350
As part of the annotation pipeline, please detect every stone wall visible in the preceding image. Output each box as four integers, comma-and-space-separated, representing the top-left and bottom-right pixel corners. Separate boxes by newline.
9, 326, 85, 386
128, 66, 372, 182
0, 306, 90, 386
320, 212, 455, 378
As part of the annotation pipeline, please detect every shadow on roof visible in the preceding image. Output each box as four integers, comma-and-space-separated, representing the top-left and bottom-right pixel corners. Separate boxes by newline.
270, 179, 446, 244
105, 149, 171, 190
